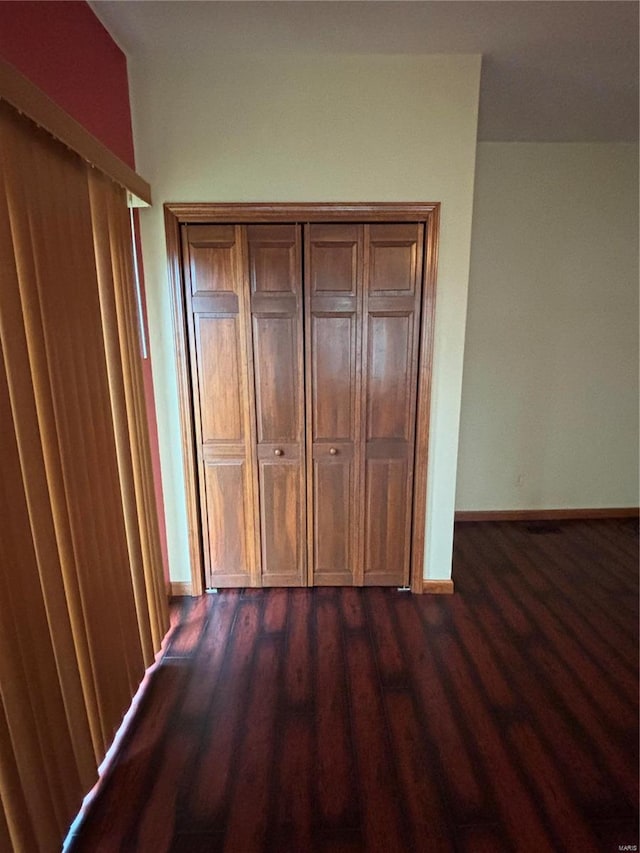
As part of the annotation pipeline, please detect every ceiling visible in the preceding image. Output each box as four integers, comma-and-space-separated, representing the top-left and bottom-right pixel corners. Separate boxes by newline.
91, 1, 639, 142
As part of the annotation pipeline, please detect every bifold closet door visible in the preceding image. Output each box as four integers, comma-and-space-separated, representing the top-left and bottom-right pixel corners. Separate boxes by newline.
305, 224, 363, 585
183, 219, 424, 589
182, 225, 259, 587
305, 222, 424, 587
360, 223, 424, 586
247, 225, 306, 586
183, 223, 306, 588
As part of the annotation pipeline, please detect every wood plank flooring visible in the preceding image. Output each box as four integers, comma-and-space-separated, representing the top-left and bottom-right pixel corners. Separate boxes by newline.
67, 520, 639, 852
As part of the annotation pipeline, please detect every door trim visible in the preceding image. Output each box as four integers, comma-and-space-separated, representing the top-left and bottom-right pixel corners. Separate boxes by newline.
164, 202, 440, 595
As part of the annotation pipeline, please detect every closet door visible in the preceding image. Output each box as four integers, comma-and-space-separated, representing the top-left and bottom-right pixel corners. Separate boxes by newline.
182, 225, 258, 587
246, 225, 306, 586
305, 224, 363, 585
360, 223, 424, 585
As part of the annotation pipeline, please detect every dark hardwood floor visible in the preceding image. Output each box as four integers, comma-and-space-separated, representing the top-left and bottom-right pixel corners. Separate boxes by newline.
67, 520, 639, 852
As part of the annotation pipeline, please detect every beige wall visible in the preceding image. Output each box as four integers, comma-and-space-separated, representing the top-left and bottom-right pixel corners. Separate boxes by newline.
457, 143, 639, 511
130, 53, 481, 582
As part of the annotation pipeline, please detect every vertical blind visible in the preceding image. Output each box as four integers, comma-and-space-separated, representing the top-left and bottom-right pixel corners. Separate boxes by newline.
0, 101, 168, 852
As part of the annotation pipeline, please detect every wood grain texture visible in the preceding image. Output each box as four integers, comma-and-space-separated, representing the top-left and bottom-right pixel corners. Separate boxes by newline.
361, 223, 424, 587
165, 202, 438, 223
68, 520, 639, 853
169, 582, 193, 597
182, 225, 257, 587
238, 229, 263, 588
165, 203, 441, 592
423, 579, 455, 594
306, 224, 363, 586
247, 225, 306, 586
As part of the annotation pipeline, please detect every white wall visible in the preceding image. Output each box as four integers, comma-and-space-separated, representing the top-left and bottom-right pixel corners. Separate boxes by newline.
130, 52, 481, 582
457, 143, 639, 510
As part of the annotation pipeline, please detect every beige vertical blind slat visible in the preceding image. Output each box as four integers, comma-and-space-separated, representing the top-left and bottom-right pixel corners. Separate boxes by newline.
0, 330, 82, 847
0, 100, 168, 853
88, 172, 169, 664
0, 145, 103, 774
0, 701, 39, 853
8, 110, 137, 752
0, 151, 92, 841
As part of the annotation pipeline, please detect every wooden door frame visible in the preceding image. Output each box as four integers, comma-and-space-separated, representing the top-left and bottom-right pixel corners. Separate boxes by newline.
164, 202, 440, 595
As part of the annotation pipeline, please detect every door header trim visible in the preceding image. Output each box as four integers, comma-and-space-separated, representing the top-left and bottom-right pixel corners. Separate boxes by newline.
165, 201, 439, 224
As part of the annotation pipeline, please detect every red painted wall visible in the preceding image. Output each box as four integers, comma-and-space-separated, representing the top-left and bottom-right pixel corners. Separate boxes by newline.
0, 1, 170, 583
0, 1, 134, 167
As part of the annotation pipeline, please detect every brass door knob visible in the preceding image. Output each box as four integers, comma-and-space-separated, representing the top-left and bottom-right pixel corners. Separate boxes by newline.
274, 448, 283, 457
329, 447, 338, 455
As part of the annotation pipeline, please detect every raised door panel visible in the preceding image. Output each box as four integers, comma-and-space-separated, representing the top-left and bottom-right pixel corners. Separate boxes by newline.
363, 455, 410, 585
182, 224, 257, 587
195, 316, 243, 443
366, 314, 413, 441
311, 314, 355, 441
306, 224, 362, 585
204, 461, 252, 584
361, 223, 424, 586
252, 315, 298, 442
309, 224, 359, 295
247, 224, 305, 586
258, 457, 302, 584
249, 227, 298, 293
187, 225, 236, 294
312, 446, 354, 583
368, 223, 419, 295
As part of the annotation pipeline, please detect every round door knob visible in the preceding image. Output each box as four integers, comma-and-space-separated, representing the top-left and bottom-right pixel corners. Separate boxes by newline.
329, 447, 338, 455
274, 448, 283, 457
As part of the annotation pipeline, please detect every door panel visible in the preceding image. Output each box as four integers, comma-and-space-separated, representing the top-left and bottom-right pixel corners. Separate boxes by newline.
182, 224, 258, 587
306, 224, 363, 585
247, 224, 306, 586
195, 316, 243, 442
366, 313, 413, 441
360, 224, 424, 586
311, 314, 355, 441
258, 457, 302, 584
204, 460, 250, 583
368, 223, 419, 295
309, 225, 359, 294
249, 239, 298, 293
363, 456, 410, 584
253, 315, 298, 442
313, 448, 353, 584
188, 227, 236, 294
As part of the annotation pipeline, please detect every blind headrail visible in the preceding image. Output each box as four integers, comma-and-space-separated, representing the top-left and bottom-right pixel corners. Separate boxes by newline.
0, 58, 151, 206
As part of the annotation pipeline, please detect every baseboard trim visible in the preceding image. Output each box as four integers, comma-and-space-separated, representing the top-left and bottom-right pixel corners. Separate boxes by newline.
170, 581, 193, 597
174, 579, 457, 595
422, 579, 455, 594
455, 507, 639, 522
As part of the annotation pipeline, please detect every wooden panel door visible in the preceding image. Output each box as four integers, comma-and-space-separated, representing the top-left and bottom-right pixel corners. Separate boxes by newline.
182, 224, 258, 587
360, 223, 424, 586
246, 224, 306, 586
305, 224, 363, 585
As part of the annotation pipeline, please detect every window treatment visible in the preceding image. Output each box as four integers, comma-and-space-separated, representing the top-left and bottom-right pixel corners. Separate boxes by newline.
0, 101, 168, 852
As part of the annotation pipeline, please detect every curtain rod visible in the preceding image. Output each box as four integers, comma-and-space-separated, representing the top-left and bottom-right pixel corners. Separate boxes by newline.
0, 58, 151, 207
